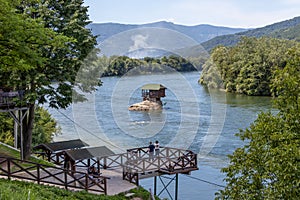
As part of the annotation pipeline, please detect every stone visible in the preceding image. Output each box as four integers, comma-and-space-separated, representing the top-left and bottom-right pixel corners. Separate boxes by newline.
128, 100, 162, 111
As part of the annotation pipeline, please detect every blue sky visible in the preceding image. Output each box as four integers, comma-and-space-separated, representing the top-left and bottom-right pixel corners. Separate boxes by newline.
83, 0, 300, 28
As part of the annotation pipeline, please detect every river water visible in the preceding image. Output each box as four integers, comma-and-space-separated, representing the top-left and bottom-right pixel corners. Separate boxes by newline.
49, 71, 272, 199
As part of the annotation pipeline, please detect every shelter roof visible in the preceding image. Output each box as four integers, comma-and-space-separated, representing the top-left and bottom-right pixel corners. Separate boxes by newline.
64, 146, 115, 161
141, 84, 166, 90
33, 139, 88, 153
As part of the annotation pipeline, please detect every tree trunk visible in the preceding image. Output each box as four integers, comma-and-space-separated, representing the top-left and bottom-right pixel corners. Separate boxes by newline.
22, 103, 35, 160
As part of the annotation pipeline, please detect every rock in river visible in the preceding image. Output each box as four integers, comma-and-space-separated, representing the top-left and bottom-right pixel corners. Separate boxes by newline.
128, 100, 162, 111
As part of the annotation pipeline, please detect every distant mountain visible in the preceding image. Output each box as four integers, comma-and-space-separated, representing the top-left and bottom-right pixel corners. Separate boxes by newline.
201, 16, 300, 51
88, 21, 247, 44
124, 48, 173, 58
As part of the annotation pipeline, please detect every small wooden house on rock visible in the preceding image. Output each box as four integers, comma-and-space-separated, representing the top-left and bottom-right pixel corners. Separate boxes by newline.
129, 84, 167, 111
142, 84, 166, 102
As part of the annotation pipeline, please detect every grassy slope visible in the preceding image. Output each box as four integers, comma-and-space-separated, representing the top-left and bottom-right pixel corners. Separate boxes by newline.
0, 178, 154, 200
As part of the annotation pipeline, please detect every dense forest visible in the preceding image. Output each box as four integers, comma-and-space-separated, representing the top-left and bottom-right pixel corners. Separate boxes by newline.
99, 55, 196, 77
216, 45, 300, 199
199, 37, 300, 96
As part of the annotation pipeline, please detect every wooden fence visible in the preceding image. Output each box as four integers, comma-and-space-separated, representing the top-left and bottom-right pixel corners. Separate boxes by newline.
122, 147, 198, 184
0, 156, 109, 195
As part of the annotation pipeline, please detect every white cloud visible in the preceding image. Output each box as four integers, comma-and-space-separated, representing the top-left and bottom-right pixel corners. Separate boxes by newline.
129, 34, 149, 52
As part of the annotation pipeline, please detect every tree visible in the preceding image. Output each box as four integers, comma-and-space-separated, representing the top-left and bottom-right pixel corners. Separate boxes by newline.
0, 107, 60, 148
0, 113, 14, 146
0, 0, 99, 159
31, 107, 61, 147
0, 0, 70, 159
200, 37, 297, 96
216, 46, 300, 199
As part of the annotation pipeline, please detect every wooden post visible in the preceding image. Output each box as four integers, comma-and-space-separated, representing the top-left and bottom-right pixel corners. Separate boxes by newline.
20, 110, 24, 160
85, 174, 89, 191
104, 178, 107, 195
7, 158, 11, 180
158, 156, 160, 170
143, 159, 145, 173
71, 160, 76, 175
47, 150, 51, 162
122, 166, 125, 180
104, 157, 107, 169
121, 154, 124, 166
14, 111, 18, 148
135, 173, 139, 186
166, 147, 169, 158
64, 169, 68, 190
56, 152, 59, 164
154, 176, 157, 195
37, 164, 40, 184
175, 173, 179, 200
97, 158, 100, 174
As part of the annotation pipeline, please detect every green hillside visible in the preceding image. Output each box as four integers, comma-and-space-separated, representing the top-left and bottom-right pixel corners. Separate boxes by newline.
201, 16, 300, 51
269, 23, 300, 41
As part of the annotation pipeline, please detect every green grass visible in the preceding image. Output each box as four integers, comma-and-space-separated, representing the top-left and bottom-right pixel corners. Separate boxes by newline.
0, 178, 154, 200
0, 143, 53, 166
0, 143, 159, 199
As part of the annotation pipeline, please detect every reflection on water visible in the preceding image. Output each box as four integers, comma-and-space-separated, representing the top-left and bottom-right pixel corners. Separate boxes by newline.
48, 71, 272, 199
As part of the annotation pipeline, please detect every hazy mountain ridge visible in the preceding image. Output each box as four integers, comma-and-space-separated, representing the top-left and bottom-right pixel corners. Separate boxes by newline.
88, 21, 247, 44
201, 16, 300, 51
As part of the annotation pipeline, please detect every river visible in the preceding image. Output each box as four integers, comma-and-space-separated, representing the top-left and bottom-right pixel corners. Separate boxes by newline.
48, 71, 272, 199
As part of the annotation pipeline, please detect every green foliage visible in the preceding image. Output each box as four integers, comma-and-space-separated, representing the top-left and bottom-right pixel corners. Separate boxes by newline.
35, 0, 100, 107
31, 107, 61, 147
0, 178, 153, 200
270, 24, 300, 42
0, 0, 72, 92
130, 186, 160, 200
200, 37, 298, 96
0, 107, 60, 148
0, 113, 14, 146
216, 48, 300, 199
0, 0, 100, 159
101, 55, 196, 76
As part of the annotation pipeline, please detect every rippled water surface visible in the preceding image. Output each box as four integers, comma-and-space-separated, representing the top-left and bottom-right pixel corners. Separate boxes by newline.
49, 71, 272, 199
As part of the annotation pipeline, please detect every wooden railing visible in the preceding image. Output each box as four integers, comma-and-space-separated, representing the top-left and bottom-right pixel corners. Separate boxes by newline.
34, 151, 65, 165
100, 152, 130, 169
0, 156, 109, 194
122, 147, 198, 184
24, 147, 198, 187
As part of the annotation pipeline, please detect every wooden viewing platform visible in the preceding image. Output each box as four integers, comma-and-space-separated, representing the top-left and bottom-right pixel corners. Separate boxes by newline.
1, 146, 198, 199
123, 147, 198, 185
